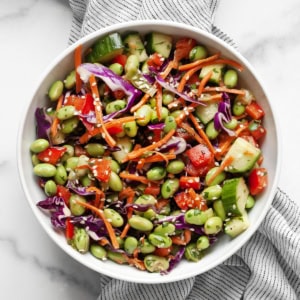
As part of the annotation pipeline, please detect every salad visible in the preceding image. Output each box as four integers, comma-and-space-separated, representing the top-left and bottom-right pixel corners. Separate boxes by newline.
30, 31, 268, 274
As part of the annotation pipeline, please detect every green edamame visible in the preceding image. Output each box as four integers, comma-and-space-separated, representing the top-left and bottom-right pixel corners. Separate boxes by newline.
233, 99, 246, 116
166, 160, 185, 174
31, 154, 40, 166
201, 185, 222, 201
107, 251, 127, 264
139, 239, 155, 254
105, 100, 126, 114
184, 208, 209, 225
124, 121, 138, 137
80, 174, 92, 187
246, 195, 255, 209
162, 91, 174, 105
108, 171, 123, 192
109, 159, 120, 173
30, 138, 49, 153
69, 194, 86, 216
33, 163, 56, 177
64, 70, 76, 90
128, 215, 153, 232
85, 143, 105, 157
65, 156, 79, 171
44, 180, 57, 196
61, 116, 79, 134
204, 216, 223, 235
154, 223, 175, 236
161, 178, 179, 199
142, 208, 157, 221
136, 105, 152, 126
90, 244, 107, 260
54, 164, 67, 185
48, 80, 64, 101
224, 118, 238, 130
124, 236, 138, 254
74, 227, 90, 253
184, 243, 203, 262
196, 236, 210, 250
135, 194, 157, 206
148, 233, 172, 248
60, 145, 75, 162
144, 255, 169, 272
189, 45, 208, 61
164, 116, 177, 133
56, 105, 76, 120
224, 69, 238, 88
146, 166, 166, 181
205, 121, 219, 140
103, 208, 124, 227
109, 62, 123, 75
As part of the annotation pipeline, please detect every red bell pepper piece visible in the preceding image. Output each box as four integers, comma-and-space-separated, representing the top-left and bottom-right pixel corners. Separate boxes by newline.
245, 101, 265, 120
37, 146, 67, 165
248, 120, 267, 141
174, 191, 207, 211
65, 217, 75, 242
57, 185, 71, 205
112, 54, 128, 67
179, 176, 201, 190
89, 158, 112, 182
186, 144, 214, 168
248, 167, 268, 195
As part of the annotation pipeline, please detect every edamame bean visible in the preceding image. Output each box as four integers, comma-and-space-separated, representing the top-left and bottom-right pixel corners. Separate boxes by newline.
161, 107, 169, 120
233, 99, 246, 116
65, 156, 79, 171
164, 116, 177, 133
125, 54, 139, 78
189, 45, 208, 61
80, 174, 92, 187
204, 216, 223, 235
108, 171, 123, 192
103, 208, 124, 227
184, 208, 209, 225
246, 195, 255, 209
74, 228, 90, 253
144, 255, 169, 272
69, 194, 86, 216
135, 194, 157, 205
224, 69, 238, 88
146, 166, 166, 181
205, 167, 226, 186
224, 118, 238, 130
213, 200, 226, 221
161, 178, 179, 199
205, 121, 219, 140
136, 105, 152, 126
143, 208, 157, 220
196, 236, 210, 250
184, 243, 203, 262
162, 91, 174, 105
124, 121, 138, 137
166, 160, 185, 174
170, 110, 182, 118
90, 244, 107, 260
128, 215, 153, 232
105, 100, 126, 114
56, 105, 76, 120
107, 251, 127, 264
31, 154, 40, 166
64, 70, 76, 90
148, 233, 172, 248
124, 236, 138, 254
110, 159, 120, 173
61, 145, 75, 162
154, 223, 175, 236
44, 180, 57, 196
85, 143, 105, 157
109, 62, 123, 75
61, 116, 79, 134
54, 164, 67, 185
201, 185, 222, 200
48, 80, 64, 101
33, 163, 56, 177
30, 138, 49, 153
139, 239, 155, 254
116, 236, 124, 249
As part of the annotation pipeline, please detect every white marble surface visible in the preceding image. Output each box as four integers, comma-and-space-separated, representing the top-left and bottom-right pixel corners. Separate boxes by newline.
1, 0, 299, 299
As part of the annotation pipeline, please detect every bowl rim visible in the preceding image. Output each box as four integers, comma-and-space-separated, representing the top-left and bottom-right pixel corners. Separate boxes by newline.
17, 19, 281, 283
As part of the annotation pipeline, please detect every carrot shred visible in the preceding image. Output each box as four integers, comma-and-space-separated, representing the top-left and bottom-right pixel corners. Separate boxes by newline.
178, 53, 220, 71
156, 83, 163, 121
189, 114, 216, 155
175, 106, 195, 125
197, 70, 213, 97
160, 60, 175, 79
203, 86, 246, 95
212, 58, 244, 72
123, 129, 176, 162
86, 186, 105, 209
179, 123, 204, 145
74, 200, 119, 249
130, 93, 150, 113
177, 64, 203, 93
120, 189, 135, 239
75, 44, 83, 94
119, 172, 150, 185
206, 155, 234, 185
171, 229, 191, 246
50, 94, 64, 139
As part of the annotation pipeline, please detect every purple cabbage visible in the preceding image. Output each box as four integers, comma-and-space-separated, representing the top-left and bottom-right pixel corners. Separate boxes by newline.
35, 107, 52, 141
77, 63, 142, 121
147, 123, 165, 131
159, 136, 187, 155
66, 180, 95, 196
166, 246, 185, 273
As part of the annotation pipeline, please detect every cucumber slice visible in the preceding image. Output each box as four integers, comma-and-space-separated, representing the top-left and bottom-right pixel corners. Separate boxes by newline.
224, 213, 249, 238
145, 32, 173, 58
123, 32, 148, 62
223, 137, 261, 173
86, 33, 124, 63
221, 177, 249, 217
195, 100, 219, 124
112, 137, 133, 163
199, 64, 225, 84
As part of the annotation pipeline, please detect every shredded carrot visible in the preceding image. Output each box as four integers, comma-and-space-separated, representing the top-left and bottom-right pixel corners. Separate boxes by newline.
123, 255, 146, 271
86, 186, 105, 209
167, 98, 185, 110
119, 172, 150, 185
184, 229, 192, 244
135, 151, 176, 164
75, 44, 83, 94
155, 199, 170, 211
179, 123, 204, 145
171, 229, 191, 246
197, 70, 213, 97
50, 94, 64, 139
177, 64, 203, 93
178, 53, 220, 71
120, 189, 135, 239
89, 75, 116, 147
212, 58, 244, 72
156, 83, 163, 121
105, 115, 141, 127
160, 60, 175, 79
175, 106, 195, 125
203, 86, 246, 95
99, 238, 110, 247
198, 93, 223, 102
74, 200, 119, 249
206, 155, 234, 185
123, 129, 176, 162
189, 114, 216, 155
130, 93, 150, 113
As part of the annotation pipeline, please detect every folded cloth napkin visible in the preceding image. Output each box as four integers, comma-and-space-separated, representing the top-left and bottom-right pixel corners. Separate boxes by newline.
68, 1, 300, 299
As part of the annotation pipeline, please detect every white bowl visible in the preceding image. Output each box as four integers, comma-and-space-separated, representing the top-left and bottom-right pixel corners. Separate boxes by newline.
17, 20, 281, 284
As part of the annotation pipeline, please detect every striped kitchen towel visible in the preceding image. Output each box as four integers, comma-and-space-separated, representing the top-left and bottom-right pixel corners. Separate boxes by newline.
67, 1, 300, 299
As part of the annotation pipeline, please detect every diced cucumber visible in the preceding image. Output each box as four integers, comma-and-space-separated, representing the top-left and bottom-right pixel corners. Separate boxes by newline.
145, 32, 173, 58
224, 212, 249, 238
195, 100, 219, 124
112, 136, 133, 163
123, 32, 148, 62
223, 137, 261, 173
199, 64, 225, 85
86, 33, 124, 63
221, 177, 249, 217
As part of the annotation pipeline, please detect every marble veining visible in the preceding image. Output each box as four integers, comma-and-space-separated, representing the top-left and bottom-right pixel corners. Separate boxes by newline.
1, 0, 300, 299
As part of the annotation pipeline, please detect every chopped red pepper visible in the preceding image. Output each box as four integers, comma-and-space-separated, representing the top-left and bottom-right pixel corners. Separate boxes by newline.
147, 53, 165, 67
248, 167, 268, 195
37, 146, 67, 165
248, 120, 267, 141
112, 54, 128, 67
89, 158, 111, 182
65, 217, 75, 242
57, 185, 71, 205
186, 144, 214, 168
245, 101, 265, 120
174, 191, 207, 211
106, 123, 124, 135
179, 176, 201, 190
144, 184, 161, 197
